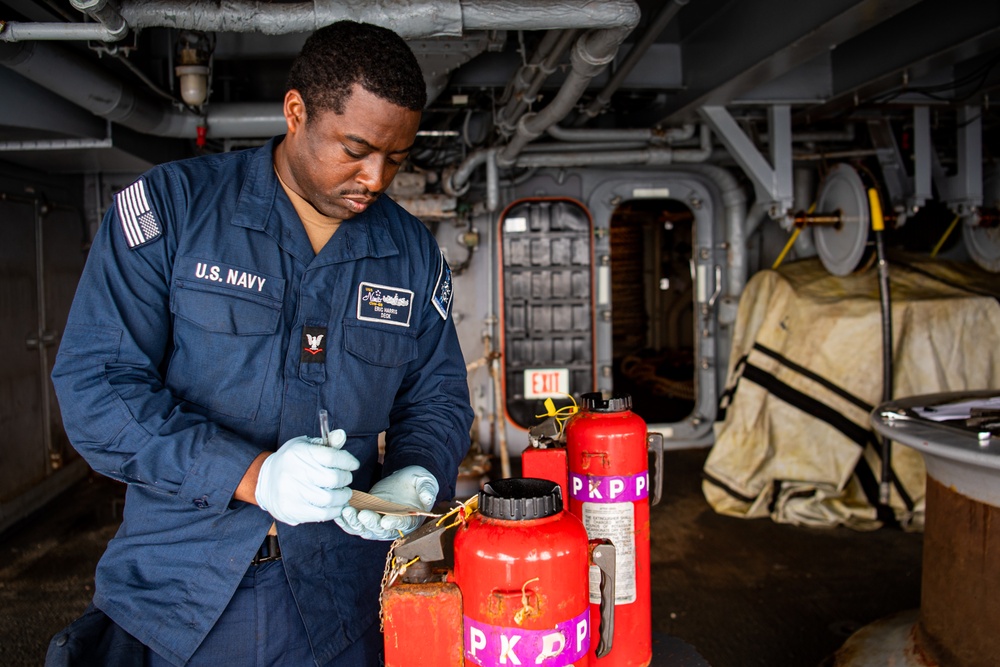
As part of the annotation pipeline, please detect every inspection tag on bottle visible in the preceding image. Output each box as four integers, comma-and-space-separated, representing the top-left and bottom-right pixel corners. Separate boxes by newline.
349, 490, 435, 516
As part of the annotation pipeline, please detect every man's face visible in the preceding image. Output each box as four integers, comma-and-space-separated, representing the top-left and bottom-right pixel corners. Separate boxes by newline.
280, 83, 422, 221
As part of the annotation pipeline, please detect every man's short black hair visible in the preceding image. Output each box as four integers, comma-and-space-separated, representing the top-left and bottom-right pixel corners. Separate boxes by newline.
287, 20, 427, 118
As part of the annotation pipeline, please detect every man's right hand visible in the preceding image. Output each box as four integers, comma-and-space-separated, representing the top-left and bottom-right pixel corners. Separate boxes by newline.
254, 434, 358, 526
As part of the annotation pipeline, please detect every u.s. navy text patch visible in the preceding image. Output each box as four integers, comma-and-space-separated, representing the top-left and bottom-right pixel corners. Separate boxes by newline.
357, 282, 413, 327
115, 179, 161, 249
432, 251, 454, 320
301, 326, 327, 363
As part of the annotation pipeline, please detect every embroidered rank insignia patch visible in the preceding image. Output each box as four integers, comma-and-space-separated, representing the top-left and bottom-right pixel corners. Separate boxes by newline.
301, 326, 327, 363
115, 178, 161, 249
357, 282, 413, 327
432, 251, 454, 320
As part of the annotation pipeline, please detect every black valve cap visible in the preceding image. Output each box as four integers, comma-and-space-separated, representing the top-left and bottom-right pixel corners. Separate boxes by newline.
479, 478, 563, 521
581, 392, 632, 413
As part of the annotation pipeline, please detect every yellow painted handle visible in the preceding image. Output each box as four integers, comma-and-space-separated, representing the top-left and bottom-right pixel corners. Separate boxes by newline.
868, 188, 885, 232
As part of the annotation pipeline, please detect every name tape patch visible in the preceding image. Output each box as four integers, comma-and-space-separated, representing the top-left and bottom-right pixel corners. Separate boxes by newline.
357, 282, 413, 327
115, 178, 161, 249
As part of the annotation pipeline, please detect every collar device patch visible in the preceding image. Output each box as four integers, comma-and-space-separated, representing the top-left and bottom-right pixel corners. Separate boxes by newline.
301, 326, 327, 363
357, 282, 413, 327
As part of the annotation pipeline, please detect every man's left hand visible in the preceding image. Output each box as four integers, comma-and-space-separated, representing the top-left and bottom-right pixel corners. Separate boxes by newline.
335, 465, 438, 540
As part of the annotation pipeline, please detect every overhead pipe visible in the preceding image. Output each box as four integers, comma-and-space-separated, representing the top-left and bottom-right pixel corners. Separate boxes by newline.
0, 21, 120, 42
449, 124, 712, 212
0, 40, 195, 137
0, 38, 282, 136
522, 140, 651, 152
496, 29, 579, 137
3, 0, 639, 41
547, 122, 696, 144
498, 29, 564, 120
120, 0, 640, 38
2, 0, 640, 143
69, 0, 129, 41
205, 102, 286, 137
496, 24, 637, 167
514, 125, 712, 168
3, 0, 640, 42
579, 0, 689, 123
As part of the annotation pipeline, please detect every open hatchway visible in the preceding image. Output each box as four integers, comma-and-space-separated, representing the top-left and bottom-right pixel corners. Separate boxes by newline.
494, 168, 731, 452
582, 169, 731, 450
609, 198, 696, 426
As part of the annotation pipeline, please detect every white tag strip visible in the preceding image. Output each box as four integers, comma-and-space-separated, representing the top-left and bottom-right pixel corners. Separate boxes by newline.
349, 489, 437, 516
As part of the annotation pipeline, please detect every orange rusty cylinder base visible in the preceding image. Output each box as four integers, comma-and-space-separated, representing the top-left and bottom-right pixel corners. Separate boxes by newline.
917, 476, 1000, 667
382, 580, 464, 667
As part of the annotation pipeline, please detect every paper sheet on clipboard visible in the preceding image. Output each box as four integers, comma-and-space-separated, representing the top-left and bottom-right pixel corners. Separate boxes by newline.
911, 396, 1000, 422
348, 489, 436, 516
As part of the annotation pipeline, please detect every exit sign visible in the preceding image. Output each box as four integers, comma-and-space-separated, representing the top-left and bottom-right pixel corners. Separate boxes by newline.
524, 368, 570, 399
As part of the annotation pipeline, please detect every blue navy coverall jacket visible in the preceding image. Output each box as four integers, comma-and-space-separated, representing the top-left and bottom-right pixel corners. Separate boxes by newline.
50, 136, 474, 666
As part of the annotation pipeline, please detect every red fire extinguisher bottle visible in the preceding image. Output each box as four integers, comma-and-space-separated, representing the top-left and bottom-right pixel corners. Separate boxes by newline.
454, 478, 615, 667
564, 393, 662, 667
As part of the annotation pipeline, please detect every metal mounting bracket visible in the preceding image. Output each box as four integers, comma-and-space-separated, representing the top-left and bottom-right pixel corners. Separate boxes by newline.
699, 104, 793, 221
932, 105, 983, 217
867, 106, 932, 222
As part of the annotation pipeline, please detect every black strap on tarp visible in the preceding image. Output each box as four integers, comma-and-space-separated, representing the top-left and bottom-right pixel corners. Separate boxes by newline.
741, 363, 911, 522
709, 345, 916, 523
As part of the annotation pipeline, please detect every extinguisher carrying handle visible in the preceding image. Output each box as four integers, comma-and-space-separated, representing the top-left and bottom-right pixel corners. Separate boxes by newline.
648, 432, 664, 506
589, 539, 616, 659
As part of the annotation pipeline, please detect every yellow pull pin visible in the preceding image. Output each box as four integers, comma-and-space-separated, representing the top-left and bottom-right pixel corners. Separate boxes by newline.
868, 188, 885, 232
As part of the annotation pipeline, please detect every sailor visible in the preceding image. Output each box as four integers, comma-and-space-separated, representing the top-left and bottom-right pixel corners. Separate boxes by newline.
49, 20, 473, 666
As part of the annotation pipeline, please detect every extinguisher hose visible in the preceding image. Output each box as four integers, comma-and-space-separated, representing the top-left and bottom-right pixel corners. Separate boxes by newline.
869, 188, 894, 507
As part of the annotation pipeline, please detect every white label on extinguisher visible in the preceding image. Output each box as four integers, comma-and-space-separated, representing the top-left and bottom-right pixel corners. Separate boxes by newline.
583, 502, 636, 604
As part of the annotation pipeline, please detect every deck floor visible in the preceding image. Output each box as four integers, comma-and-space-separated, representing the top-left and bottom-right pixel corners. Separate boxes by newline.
0, 447, 923, 666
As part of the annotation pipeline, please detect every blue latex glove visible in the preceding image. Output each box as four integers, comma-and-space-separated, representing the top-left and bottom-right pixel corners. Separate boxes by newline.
335, 465, 439, 541
255, 432, 358, 526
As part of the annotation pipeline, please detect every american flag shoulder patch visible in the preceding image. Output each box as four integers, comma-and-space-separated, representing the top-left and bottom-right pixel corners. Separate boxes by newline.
114, 178, 162, 249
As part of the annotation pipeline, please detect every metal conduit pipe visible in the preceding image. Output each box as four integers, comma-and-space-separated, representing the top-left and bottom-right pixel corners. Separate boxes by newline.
514, 125, 712, 167
0, 40, 195, 137
3, 0, 639, 144
451, 125, 709, 212
3, 0, 640, 41
485, 149, 499, 213
497, 29, 579, 136
516, 148, 706, 167
547, 122, 696, 144
70, 0, 129, 41
580, 0, 689, 121
497, 25, 635, 166
463, 0, 639, 31
514, 147, 684, 167
205, 103, 286, 137
444, 150, 490, 197
115, 0, 640, 38
496, 29, 564, 134
522, 140, 651, 152
1, 42, 299, 138
120, 0, 462, 38
0, 22, 120, 42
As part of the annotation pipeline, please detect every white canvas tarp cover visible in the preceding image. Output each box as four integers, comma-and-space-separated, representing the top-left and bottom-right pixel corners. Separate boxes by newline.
703, 258, 1000, 531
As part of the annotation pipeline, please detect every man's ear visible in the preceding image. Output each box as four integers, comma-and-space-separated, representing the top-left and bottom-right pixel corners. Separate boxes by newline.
283, 89, 306, 135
